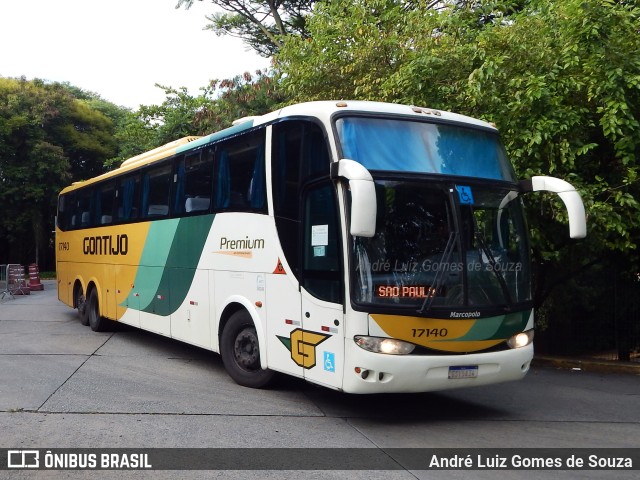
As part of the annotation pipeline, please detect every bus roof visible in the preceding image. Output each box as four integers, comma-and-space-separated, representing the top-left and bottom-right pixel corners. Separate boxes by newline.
271, 100, 496, 131
60, 101, 497, 194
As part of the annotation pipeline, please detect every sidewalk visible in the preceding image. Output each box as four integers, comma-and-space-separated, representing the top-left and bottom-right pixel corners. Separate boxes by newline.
533, 355, 640, 375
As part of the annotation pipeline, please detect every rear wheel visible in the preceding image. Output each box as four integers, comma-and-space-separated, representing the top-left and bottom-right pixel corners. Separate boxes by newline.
76, 287, 89, 326
220, 310, 274, 388
87, 288, 107, 332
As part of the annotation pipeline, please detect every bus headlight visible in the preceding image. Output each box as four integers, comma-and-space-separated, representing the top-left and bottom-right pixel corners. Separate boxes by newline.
507, 329, 534, 349
355, 336, 415, 355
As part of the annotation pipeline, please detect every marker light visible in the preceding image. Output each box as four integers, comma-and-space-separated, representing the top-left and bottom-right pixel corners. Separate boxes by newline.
507, 330, 534, 349
355, 336, 415, 355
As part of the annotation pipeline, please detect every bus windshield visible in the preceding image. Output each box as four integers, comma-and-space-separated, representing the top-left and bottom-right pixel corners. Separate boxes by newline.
350, 180, 531, 313
336, 116, 516, 181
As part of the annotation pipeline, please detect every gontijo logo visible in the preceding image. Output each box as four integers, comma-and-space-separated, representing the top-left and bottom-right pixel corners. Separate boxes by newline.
277, 329, 331, 369
83, 234, 129, 255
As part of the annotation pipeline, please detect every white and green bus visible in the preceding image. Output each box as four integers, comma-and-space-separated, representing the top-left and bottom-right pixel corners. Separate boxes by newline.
56, 101, 586, 393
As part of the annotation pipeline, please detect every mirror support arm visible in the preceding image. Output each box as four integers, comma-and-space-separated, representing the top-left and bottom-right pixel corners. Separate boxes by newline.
520, 176, 587, 239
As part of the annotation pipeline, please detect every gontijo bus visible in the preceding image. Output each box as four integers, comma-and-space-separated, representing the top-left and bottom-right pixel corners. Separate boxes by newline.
56, 101, 586, 393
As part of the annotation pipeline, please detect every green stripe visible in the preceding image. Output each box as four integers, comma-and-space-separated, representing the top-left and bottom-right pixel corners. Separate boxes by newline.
442, 310, 531, 342
122, 220, 179, 310
454, 315, 504, 341
123, 215, 214, 316
490, 310, 531, 339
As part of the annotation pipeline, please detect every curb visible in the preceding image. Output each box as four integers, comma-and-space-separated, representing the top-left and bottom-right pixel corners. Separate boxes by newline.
533, 355, 640, 375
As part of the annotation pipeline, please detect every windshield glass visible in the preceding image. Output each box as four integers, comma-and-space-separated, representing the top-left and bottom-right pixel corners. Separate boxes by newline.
351, 181, 531, 312
336, 116, 516, 181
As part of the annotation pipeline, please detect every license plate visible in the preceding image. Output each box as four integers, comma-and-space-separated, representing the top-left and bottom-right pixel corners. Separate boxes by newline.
448, 366, 478, 379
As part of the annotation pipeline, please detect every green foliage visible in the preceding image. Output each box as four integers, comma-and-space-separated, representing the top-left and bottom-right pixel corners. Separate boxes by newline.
277, 0, 523, 104
457, 0, 640, 303
0, 77, 121, 266
197, 70, 285, 131
104, 109, 157, 168
277, 0, 640, 308
0, 71, 282, 267
278, 0, 417, 102
138, 85, 213, 146
111, 70, 284, 168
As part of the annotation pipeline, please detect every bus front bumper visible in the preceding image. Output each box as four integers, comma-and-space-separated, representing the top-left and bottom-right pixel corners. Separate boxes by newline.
341, 339, 533, 394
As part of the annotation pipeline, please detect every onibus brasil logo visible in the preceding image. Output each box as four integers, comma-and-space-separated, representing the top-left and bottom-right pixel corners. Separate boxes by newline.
277, 328, 330, 369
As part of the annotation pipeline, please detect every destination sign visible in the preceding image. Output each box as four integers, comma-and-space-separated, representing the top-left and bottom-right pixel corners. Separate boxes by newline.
375, 285, 437, 299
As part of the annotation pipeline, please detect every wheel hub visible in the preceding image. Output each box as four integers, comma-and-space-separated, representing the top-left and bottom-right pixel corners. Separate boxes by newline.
234, 328, 260, 370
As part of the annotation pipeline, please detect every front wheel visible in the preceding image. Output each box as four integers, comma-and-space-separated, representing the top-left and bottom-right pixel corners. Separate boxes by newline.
220, 310, 274, 388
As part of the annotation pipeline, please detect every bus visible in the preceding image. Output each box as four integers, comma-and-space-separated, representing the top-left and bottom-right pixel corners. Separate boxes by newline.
56, 101, 586, 394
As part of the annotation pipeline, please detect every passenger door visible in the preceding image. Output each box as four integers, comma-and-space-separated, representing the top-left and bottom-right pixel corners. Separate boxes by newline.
268, 120, 344, 386
300, 182, 344, 390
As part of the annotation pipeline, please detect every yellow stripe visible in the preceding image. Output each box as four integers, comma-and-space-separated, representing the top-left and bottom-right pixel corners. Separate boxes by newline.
370, 314, 501, 353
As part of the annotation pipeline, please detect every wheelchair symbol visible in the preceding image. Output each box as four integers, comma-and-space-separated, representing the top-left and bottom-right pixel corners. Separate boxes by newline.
324, 352, 335, 373
456, 186, 475, 205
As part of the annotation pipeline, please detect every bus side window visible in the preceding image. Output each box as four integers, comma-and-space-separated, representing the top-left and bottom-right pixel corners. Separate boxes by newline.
96, 181, 116, 225
116, 174, 141, 222
77, 189, 94, 227
142, 164, 171, 218
57, 193, 73, 231
175, 150, 213, 215
214, 130, 266, 212
273, 121, 330, 216
67, 193, 79, 229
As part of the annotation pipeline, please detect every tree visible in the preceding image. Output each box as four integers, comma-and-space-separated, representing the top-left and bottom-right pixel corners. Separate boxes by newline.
277, 0, 640, 298
103, 109, 157, 169
276, 0, 524, 103
277, 0, 419, 101
0, 77, 119, 268
176, 0, 316, 56
136, 85, 212, 146
116, 70, 284, 161
455, 0, 640, 302
275, 0, 640, 354
196, 69, 285, 131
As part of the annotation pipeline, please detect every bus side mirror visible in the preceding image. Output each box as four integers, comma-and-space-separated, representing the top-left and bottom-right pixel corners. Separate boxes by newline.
331, 159, 377, 237
520, 176, 587, 239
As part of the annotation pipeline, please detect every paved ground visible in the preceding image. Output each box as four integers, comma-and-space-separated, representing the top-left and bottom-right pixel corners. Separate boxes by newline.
1, 281, 639, 479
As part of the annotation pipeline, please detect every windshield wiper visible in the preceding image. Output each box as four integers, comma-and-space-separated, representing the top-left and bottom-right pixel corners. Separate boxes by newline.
472, 214, 514, 309
419, 231, 457, 314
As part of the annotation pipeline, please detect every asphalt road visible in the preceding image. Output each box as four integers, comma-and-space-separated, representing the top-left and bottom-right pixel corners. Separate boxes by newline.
1, 281, 638, 479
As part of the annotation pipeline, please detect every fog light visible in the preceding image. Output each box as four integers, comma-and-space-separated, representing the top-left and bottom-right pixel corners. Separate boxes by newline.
355, 336, 415, 355
507, 330, 534, 349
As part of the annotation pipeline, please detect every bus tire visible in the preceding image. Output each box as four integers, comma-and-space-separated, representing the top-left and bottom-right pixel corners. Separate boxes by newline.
87, 288, 107, 332
76, 288, 89, 326
220, 310, 274, 388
